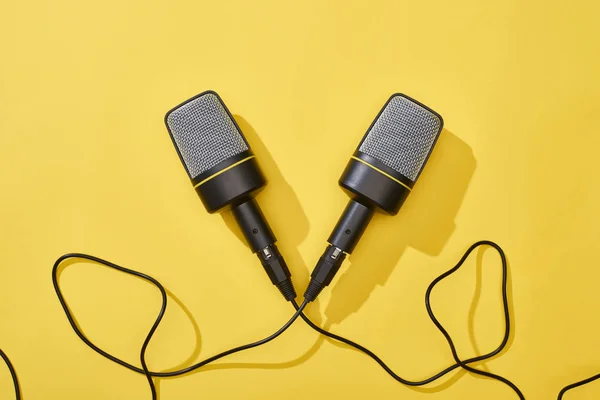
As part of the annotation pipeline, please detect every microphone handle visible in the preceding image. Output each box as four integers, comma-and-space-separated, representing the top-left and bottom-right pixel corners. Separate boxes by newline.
328, 199, 374, 253
304, 199, 374, 302
231, 198, 296, 301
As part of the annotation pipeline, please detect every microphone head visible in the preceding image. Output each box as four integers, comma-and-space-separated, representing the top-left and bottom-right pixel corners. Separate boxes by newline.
357, 94, 443, 183
165, 91, 250, 180
164, 91, 266, 213
340, 94, 443, 215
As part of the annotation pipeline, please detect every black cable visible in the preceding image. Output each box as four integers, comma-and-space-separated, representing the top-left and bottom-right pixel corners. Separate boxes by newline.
0, 348, 20, 400
51, 243, 531, 398
52, 253, 308, 399
558, 373, 600, 399
293, 240, 525, 398
424, 241, 523, 397
43, 243, 600, 399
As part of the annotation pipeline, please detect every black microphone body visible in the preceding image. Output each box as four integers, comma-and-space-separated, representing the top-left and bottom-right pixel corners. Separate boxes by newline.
304, 93, 443, 302
165, 91, 296, 301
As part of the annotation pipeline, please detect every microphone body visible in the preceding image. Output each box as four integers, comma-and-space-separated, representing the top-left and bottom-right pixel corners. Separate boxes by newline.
304, 94, 443, 302
165, 91, 296, 301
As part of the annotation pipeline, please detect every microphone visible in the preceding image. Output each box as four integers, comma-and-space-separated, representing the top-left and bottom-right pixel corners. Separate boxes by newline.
304, 93, 444, 302
164, 90, 297, 301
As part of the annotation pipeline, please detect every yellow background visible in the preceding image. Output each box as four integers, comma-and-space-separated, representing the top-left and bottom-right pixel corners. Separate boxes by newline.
1, 0, 600, 399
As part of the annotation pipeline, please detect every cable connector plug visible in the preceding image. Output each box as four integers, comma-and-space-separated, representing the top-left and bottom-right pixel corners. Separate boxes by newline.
303, 245, 346, 302
256, 244, 297, 301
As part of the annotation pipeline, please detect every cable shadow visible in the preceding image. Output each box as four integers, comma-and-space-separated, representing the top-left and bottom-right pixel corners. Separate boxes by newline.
315, 280, 472, 393
467, 247, 487, 371
464, 245, 517, 374
53, 257, 203, 397
308, 321, 471, 394
55, 256, 463, 391
182, 334, 327, 375
158, 290, 203, 372
372, 244, 518, 393
152, 289, 204, 399
155, 379, 161, 400
505, 258, 517, 362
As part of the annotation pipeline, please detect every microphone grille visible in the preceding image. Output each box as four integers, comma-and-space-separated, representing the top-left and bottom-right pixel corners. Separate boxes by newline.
358, 95, 442, 181
165, 92, 249, 178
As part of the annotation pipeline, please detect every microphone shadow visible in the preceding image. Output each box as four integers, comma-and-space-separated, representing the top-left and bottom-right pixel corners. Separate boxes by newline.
189, 128, 517, 392
315, 129, 504, 392
324, 129, 476, 324
160, 127, 515, 392
223, 115, 317, 322
191, 115, 328, 372
165, 117, 324, 379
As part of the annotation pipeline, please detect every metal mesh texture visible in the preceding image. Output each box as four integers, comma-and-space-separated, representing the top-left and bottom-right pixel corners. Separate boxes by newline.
358, 95, 442, 181
166, 92, 248, 178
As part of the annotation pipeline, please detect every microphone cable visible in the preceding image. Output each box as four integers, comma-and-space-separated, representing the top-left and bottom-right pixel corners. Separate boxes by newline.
293, 240, 525, 399
52, 253, 308, 400
558, 374, 600, 399
0, 348, 20, 400
48, 243, 593, 399
51, 243, 524, 399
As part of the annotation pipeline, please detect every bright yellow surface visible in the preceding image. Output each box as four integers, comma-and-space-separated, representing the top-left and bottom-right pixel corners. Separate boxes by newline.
1, 1, 600, 399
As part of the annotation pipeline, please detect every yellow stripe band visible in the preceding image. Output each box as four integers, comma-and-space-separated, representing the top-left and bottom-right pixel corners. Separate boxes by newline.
193, 156, 256, 188
350, 156, 412, 191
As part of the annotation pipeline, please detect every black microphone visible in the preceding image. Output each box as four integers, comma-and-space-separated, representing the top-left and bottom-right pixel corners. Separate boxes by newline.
304, 94, 444, 302
164, 90, 296, 301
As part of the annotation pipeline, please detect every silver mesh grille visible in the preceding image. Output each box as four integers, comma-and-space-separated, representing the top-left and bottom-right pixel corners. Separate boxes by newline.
166, 92, 248, 178
358, 95, 442, 181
